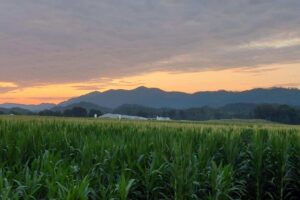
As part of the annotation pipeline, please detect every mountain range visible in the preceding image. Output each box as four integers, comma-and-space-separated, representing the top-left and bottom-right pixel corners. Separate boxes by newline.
1, 87, 300, 112
59, 86, 300, 109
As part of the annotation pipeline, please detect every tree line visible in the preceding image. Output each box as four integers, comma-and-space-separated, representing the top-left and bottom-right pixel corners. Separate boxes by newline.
38, 107, 103, 118
254, 104, 300, 124
113, 104, 300, 124
2, 104, 300, 125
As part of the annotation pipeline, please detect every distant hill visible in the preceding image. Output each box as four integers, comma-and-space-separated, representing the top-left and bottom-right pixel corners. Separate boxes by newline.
2, 87, 300, 113
0, 107, 33, 115
59, 87, 300, 109
0, 103, 55, 112
51, 101, 111, 113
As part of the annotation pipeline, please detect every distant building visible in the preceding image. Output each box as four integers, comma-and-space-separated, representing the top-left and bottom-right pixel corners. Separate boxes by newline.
156, 116, 171, 121
99, 113, 147, 121
98, 113, 171, 121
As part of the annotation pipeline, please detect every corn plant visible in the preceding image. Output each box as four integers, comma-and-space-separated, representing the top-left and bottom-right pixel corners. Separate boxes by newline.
0, 116, 299, 199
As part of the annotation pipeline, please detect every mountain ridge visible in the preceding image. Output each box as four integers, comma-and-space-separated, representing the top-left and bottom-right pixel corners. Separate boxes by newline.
58, 86, 300, 109
2, 87, 300, 111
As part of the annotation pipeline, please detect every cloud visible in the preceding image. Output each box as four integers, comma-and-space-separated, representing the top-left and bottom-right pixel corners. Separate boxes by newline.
0, 82, 18, 92
0, 87, 16, 93
238, 38, 300, 49
0, 0, 300, 87
71, 79, 145, 91
233, 66, 280, 74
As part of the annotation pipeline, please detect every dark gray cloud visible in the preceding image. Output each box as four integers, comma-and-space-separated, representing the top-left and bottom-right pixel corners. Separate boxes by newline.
0, 0, 299, 86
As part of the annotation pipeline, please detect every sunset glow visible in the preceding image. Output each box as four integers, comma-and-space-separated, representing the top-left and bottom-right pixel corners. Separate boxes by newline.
1, 63, 299, 104
1, 0, 300, 105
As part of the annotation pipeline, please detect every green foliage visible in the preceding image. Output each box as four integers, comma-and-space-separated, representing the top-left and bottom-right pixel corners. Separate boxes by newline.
63, 107, 88, 117
113, 103, 255, 120
254, 104, 300, 124
0, 116, 299, 199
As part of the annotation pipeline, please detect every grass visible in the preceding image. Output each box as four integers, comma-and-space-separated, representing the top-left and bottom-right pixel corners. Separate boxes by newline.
0, 116, 299, 199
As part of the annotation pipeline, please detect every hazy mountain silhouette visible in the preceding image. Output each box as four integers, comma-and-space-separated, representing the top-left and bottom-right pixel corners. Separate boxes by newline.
0, 103, 55, 112
0, 107, 33, 115
59, 86, 300, 109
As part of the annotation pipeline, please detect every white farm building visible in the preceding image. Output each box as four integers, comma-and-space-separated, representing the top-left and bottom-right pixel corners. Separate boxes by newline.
99, 113, 147, 121
156, 116, 171, 121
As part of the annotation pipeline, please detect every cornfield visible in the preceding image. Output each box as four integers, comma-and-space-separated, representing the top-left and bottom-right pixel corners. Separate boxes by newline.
0, 116, 299, 199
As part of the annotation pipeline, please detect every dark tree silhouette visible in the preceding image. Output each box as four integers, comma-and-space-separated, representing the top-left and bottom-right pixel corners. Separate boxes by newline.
254, 104, 300, 124
63, 107, 87, 117
88, 109, 103, 117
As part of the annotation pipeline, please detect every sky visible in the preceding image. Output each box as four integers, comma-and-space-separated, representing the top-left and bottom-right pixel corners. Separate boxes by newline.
0, 0, 300, 104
